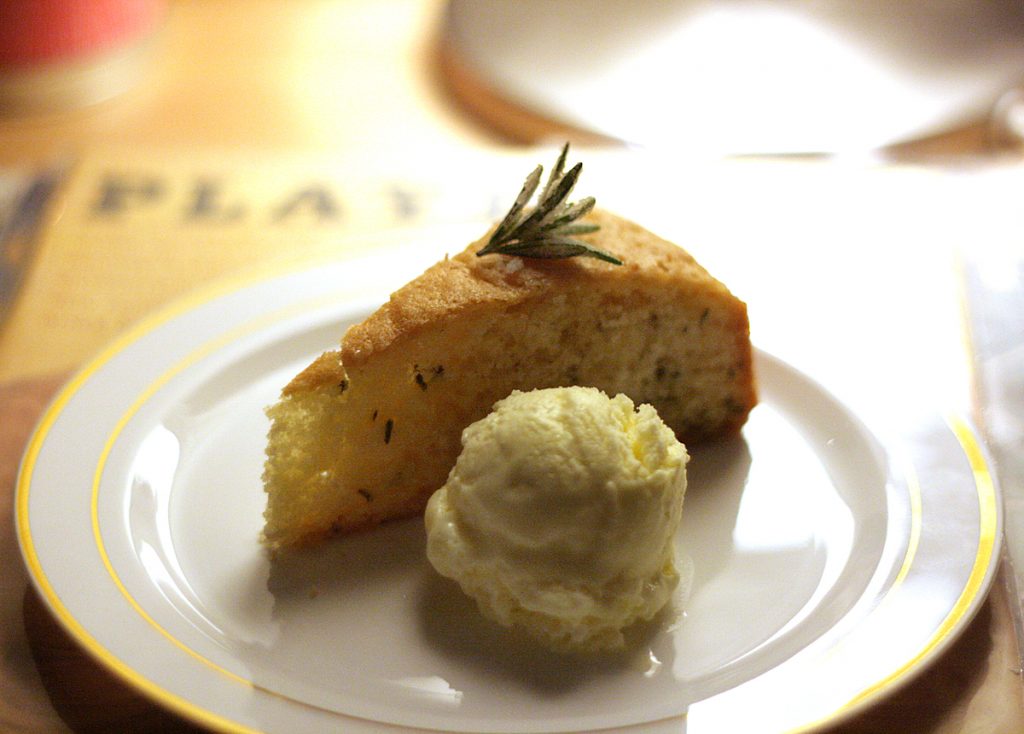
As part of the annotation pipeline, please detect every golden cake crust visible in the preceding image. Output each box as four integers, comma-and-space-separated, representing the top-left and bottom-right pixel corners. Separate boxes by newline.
340, 210, 729, 366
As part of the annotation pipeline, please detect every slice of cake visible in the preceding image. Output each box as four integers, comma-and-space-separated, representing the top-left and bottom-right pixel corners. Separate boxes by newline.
262, 209, 755, 550
262, 148, 756, 550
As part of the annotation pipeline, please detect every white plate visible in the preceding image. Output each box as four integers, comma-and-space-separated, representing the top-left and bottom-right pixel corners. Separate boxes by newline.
16, 226, 1001, 733
444, 1, 1024, 154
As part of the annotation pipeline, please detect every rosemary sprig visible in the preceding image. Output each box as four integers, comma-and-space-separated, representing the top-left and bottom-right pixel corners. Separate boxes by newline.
476, 144, 622, 265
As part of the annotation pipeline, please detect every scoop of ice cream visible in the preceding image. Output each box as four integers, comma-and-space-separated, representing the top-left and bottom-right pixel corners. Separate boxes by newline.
424, 386, 688, 652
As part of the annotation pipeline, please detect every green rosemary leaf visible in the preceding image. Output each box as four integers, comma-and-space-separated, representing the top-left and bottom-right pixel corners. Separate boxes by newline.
514, 161, 581, 238
482, 164, 542, 254
540, 196, 596, 232
554, 222, 601, 236
538, 142, 569, 202
502, 236, 624, 265
476, 144, 621, 265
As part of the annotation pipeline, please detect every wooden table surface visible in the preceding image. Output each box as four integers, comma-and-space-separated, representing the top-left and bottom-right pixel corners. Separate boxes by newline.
2, 1, 1023, 732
